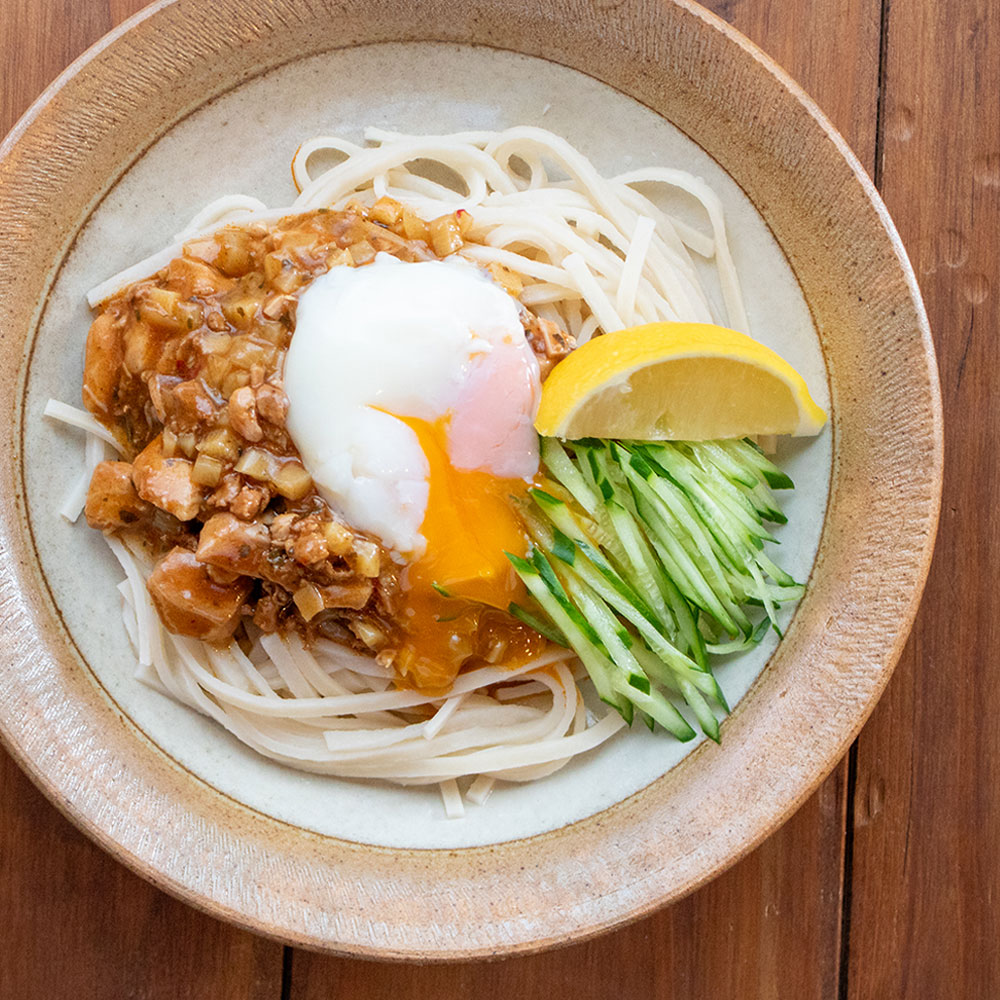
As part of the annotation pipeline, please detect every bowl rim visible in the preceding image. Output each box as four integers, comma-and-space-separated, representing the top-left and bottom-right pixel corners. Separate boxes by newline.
0, 0, 942, 960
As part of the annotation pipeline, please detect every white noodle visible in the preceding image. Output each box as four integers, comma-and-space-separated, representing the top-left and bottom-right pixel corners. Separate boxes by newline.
87, 200, 288, 306
562, 254, 625, 336
465, 774, 496, 805
87, 126, 749, 342
439, 779, 465, 819
617, 215, 657, 322
104, 536, 152, 668
424, 694, 466, 740
58, 432, 107, 522
44, 400, 123, 453
89, 541, 612, 784
495, 681, 548, 701
62, 126, 753, 807
173, 195, 269, 241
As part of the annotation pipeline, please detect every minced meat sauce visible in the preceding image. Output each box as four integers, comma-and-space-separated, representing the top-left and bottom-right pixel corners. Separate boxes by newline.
82, 202, 573, 688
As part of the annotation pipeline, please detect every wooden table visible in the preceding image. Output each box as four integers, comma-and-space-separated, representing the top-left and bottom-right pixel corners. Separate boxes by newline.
1, 0, 994, 995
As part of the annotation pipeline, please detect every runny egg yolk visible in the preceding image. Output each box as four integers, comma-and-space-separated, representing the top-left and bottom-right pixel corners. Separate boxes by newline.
391, 414, 546, 692
282, 255, 547, 690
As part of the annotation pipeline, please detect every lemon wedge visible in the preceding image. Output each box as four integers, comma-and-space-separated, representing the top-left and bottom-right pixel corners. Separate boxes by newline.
534, 321, 827, 441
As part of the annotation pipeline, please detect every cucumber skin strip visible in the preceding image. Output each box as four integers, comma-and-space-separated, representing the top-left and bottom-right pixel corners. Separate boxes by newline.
649, 442, 773, 538
525, 434, 799, 745
538, 519, 720, 694
643, 443, 774, 552
746, 479, 787, 524
628, 639, 722, 741
593, 451, 707, 667
563, 571, 696, 740
629, 474, 745, 634
531, 486, 622, 568
591, 445, 711, 664
562, 541, 703, 676
529, 549, 605, 650
630, 453, 796, 637
572, 453, 677, 629
570, 548, 729, 714
570, 585, 698, 741
540, 438, 601, 514
640, 444, 762, 565
634, 460, 749, 617
723, 438, 795, 490
605, 498, 673, 626
561, 570, 647, 683
561, 444, 751, 707
695, 440, 758, 488
676, 676, 721, 742
524, 502, 665, 633
539, 448, 630, 565
706, 616, 770, 654
628, 630, 728, 707
640, 464, 775, 635
508, 602, 569, 647
507, 554, 626, 716
641, 448, 800, 606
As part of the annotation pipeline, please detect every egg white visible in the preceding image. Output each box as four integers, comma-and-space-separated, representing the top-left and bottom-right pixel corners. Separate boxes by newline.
283, 254, 541, 556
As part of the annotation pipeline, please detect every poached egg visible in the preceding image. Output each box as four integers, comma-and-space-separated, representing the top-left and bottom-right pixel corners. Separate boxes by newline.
283, 254, 544, 687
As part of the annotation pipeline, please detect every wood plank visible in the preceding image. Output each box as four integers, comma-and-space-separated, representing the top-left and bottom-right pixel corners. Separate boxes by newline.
847, 0, 1000, 995
0, 757, 282, 999
0, 0, 887, 995
289, 0, 879, 991
0, 2, 284, 997
0, 0, 111, 134
715, 0, 881, 168
291, 774, 848, 1000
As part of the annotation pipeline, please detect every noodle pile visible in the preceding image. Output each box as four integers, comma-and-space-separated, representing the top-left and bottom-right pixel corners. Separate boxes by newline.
56, 127, 747, 815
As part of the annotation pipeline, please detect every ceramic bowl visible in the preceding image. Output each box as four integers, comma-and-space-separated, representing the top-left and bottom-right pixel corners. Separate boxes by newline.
0, 0, 941, 959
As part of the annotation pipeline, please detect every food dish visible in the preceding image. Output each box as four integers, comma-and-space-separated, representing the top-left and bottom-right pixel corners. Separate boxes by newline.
0, 0, 940, 958
54, 126, 823, 814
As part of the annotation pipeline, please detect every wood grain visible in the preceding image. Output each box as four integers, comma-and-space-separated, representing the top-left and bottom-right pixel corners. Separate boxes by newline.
287, 0, 880, 989
0, 747, 283, 999
713, 0, 882, 168
1, 0, 979, 993
847, 0, 1000, 995
0, 2, 284, 998
290, 771, 848, 1000
7, 0, 926, 967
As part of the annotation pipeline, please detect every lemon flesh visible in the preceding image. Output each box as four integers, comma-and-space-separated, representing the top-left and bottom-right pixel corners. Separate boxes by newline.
534, 322, 827, 441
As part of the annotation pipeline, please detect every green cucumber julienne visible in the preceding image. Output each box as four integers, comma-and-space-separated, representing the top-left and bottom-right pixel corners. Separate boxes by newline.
506, 437, 804, 744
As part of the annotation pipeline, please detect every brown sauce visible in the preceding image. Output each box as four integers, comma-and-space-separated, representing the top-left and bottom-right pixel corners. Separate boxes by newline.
82, 202, 572, 689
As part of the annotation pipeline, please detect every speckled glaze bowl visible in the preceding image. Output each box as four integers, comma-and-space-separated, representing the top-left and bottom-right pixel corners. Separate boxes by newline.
0, 0, 941, 959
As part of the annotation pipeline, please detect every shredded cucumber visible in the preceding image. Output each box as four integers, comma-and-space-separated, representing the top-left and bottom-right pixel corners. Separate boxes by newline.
508, 437, 802, 743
